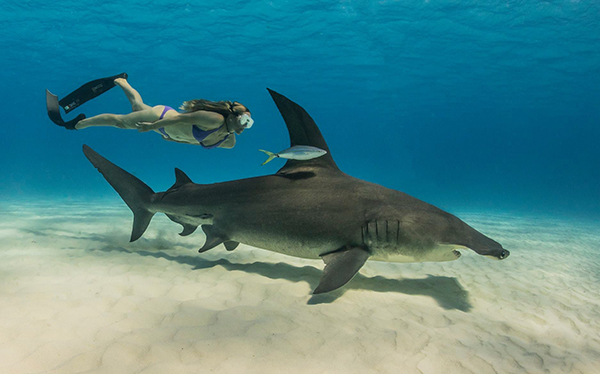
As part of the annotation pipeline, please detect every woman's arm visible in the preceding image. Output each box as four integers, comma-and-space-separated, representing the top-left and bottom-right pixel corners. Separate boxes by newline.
137, 110, 224, 132
218, 134, 236, 149
162, 136, 192, 144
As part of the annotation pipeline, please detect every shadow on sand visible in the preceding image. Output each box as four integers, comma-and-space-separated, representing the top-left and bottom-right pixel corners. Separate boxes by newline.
17, 226, 471, 311
95, 245, 472, 311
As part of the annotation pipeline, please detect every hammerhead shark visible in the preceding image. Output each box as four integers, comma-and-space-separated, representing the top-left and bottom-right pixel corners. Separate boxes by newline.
83, 89, 509, 294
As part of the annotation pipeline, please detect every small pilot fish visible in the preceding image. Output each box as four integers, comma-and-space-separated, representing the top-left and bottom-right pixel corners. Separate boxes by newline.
258, 145, 328, 165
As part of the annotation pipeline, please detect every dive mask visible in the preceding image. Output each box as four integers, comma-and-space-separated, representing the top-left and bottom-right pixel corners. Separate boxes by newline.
239, 113, 254, 129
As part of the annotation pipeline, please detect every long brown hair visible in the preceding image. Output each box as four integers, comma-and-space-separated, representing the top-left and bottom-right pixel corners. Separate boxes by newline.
179, 99, 249, 117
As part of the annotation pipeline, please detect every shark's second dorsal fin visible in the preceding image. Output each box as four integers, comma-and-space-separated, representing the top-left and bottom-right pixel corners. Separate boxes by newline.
168, 168, 193, 191
267, 88, 340, 174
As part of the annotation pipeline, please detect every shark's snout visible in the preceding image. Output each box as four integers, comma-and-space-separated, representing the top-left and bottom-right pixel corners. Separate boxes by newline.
483, 248, 510, 260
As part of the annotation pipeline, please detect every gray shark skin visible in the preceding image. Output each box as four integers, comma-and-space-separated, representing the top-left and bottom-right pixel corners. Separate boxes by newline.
83, 89, 509, 294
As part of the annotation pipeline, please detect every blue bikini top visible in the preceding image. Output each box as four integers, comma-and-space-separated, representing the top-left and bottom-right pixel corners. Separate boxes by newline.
157, 106, 231, 149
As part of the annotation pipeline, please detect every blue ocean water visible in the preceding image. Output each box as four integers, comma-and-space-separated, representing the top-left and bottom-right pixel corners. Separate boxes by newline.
2, 0, 599, 218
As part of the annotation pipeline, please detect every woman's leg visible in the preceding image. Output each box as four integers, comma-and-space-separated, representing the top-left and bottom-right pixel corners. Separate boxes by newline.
75, 77, 163, 130
75, 106, 163, 130
115, 78, 152, 112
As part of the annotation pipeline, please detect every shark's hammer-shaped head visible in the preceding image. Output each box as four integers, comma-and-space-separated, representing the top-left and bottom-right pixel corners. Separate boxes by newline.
440, 215, 510, 260
361, 210, 509, 263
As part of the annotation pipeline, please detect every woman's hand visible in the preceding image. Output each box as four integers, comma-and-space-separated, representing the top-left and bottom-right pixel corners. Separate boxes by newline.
136, 122, 155, 132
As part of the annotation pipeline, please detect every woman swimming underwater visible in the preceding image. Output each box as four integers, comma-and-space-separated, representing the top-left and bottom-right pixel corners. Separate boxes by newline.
71, 78, 253, 149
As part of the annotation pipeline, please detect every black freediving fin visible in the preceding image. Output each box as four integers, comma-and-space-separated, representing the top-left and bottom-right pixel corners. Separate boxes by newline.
46, 90, 86, 130
199, 225, 228, 253
313, 246, 370, 294
60, 72, 128, 113
46, 72, 127, 129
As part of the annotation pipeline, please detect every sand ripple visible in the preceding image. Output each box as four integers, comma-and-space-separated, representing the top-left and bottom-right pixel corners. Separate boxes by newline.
0, 201, 599, 373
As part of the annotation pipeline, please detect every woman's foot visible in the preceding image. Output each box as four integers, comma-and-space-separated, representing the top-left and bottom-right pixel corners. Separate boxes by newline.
74, 118, 93, 129
114, 77, 127, 87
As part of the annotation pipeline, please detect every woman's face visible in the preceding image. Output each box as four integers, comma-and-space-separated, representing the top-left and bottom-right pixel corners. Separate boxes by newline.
229, 111, 253, 134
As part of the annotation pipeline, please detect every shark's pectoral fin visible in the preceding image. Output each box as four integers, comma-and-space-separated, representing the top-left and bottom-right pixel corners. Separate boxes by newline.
199, 225, 228, 253
224, 241, 239, 251
313, 246, 370, 294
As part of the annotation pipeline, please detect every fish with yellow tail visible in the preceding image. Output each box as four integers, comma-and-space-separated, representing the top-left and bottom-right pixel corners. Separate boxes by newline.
259, 145, 327, 165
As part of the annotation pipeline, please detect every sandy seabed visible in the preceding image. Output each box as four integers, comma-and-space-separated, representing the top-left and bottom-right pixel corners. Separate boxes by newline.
0, 200, 599, 374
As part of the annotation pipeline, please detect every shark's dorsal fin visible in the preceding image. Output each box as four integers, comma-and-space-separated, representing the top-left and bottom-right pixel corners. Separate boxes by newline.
168, 168, 193, 191
267, 88, 340, 174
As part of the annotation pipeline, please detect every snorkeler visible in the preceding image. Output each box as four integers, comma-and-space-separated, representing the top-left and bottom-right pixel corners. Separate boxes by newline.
47, 76, 253, 149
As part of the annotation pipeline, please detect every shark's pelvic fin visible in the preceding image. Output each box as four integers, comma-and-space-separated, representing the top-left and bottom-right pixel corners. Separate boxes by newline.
313, 246, 370, 294
224, 241, 240, 251
199, 225, 229, 253
266, 88, 339, 174
82, 145, 155, 242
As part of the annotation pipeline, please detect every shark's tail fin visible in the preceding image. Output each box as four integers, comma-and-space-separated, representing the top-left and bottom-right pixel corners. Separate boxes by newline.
258, 149, 277, 165
82, 145, 155, 242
